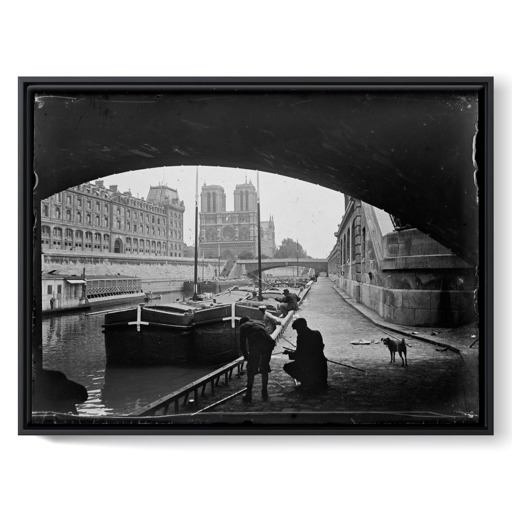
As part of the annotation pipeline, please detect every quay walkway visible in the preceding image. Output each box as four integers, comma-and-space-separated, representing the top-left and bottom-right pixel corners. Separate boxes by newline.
135, 276, 480, 427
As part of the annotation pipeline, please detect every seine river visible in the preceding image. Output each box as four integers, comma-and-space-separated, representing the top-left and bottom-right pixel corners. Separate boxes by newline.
42, 292, 224, 416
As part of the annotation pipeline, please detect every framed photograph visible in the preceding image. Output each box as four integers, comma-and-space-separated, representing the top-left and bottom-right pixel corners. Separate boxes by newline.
19, 77, 493, 435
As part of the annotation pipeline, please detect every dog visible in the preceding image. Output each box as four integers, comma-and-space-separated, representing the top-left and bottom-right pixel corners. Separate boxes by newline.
381, 337, 408, 366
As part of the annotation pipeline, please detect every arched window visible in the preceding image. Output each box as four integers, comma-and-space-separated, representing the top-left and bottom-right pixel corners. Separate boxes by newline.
239, 227, 250, 241
55, 207, 61, 219
347, 228, 351, 262
42, 225, 51, 237
75, 231, 83, 248
351, 220, 357, 260
53, 227, 62, 238
77, 212, 82, 223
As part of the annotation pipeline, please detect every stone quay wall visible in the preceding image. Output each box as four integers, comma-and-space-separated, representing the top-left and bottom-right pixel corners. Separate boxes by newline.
335, 277, 475, 327
42, 251, 226, 292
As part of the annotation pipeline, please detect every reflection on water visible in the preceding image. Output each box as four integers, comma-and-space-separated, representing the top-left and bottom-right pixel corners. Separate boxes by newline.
41, 292, 221, 416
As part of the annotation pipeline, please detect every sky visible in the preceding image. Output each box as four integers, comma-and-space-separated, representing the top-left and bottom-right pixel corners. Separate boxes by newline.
99, 165, 346, 258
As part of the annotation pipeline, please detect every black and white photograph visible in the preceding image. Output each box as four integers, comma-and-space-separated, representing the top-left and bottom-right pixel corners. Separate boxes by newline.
20, 78, 492, 433
8, 3, 512, 512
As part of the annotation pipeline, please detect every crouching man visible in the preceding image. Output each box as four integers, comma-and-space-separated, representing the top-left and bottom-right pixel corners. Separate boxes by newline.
283, 318, 328, 392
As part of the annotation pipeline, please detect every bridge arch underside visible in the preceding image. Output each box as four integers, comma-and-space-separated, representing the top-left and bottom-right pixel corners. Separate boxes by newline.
244, 262, 328, 277
32, 87, 481, 265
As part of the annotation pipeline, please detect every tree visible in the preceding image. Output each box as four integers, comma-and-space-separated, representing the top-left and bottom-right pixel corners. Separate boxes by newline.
274, 238, 308, 259
238, 251, 254, 259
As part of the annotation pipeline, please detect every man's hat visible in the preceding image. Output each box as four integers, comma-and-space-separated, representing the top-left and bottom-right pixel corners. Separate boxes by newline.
292, 318, 307, 329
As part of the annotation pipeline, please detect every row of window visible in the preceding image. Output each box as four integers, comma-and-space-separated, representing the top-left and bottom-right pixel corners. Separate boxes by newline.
339, 224, 367, 264
42, 227, 181, 247
43, 203, 172, 225
41, 212, 181, 238
42, 238, 182, 256
58, 187, 169, 213
203, 226, 254, 242
201, 214, 253, 225
42, 227, 183, 255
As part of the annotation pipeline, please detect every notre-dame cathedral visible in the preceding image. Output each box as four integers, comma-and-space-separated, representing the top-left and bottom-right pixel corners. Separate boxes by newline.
199, 181, 276, 260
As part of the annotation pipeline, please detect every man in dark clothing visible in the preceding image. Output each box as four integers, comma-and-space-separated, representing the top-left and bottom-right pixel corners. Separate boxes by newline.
283, 317, 328, 391
239, 316, 276, 403
275, 289, 300, 318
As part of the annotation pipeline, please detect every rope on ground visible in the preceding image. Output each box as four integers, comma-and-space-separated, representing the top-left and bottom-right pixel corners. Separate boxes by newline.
326, 359, 367, 373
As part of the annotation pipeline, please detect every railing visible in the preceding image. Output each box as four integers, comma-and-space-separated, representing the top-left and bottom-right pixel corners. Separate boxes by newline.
134, 358, 247, 416
131, 281, 313, 417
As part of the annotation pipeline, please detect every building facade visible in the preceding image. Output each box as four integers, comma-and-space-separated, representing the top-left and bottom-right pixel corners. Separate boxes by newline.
198, 181, 276, 260
41, 181, 185, 257
328, 195, 476, 327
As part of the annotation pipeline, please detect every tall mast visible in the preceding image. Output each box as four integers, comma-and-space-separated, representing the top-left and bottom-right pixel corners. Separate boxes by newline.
296, 238, 299, 282
257, 171, 263, 301
193, 166, 199, 301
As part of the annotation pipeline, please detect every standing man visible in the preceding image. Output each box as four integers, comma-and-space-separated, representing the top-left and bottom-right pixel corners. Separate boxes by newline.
275, 288, 300, 318
239, 316, 276, 403
283, 317, 328, 391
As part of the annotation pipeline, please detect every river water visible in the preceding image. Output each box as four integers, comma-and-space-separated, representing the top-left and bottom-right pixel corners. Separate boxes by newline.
42, 291, 224, 416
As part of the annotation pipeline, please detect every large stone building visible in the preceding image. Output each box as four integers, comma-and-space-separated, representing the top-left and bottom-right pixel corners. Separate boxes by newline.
41, 181, 186, 257
198, 181, 276, 260
328, 195, 476, 327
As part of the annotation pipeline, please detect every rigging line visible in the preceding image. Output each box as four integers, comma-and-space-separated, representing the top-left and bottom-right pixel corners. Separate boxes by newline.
191, 388, 247, 415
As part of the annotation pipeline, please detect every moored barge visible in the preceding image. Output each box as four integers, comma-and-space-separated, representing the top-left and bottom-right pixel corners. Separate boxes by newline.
103, 301, 265, 365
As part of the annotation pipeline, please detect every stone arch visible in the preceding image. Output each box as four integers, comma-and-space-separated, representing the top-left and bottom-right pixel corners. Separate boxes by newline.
32, 87, 482, 265
114, 238, 123, 254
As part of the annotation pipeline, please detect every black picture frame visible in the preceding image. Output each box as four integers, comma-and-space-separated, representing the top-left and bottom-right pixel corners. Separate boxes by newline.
19, 77, 493, 435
